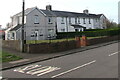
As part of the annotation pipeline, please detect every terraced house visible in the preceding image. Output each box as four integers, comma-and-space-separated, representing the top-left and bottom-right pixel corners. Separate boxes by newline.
5, 5, 107, 40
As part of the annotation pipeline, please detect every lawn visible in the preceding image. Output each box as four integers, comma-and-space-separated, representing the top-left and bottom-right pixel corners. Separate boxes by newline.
26, 36, 106, 44
0, 51, 22, 63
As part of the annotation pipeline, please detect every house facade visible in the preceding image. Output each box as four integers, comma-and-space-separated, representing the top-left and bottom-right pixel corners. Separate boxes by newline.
5, 5, 107, 40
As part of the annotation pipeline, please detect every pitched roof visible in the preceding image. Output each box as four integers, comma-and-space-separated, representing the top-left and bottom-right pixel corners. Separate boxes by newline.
13, 7, 103, 18
10, 24, 22, 31
41, 9, 103, 18
12, 7, 36, 17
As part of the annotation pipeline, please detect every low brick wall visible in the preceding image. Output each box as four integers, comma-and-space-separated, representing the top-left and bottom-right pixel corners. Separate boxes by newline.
2, 36, 119, 53
25, 40, 77, 53
2, 40, 21, 51
88, 36, 119, 45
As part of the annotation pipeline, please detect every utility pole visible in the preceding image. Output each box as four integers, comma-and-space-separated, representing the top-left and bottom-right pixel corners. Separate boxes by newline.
21, 0, 25, 52
66, 16, 68, 41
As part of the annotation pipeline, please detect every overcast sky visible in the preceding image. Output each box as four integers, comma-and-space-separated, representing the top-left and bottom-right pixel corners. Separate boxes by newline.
0, 0, 119, 28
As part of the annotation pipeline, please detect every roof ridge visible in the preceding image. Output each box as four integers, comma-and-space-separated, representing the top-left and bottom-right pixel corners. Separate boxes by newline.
12, 7, 36, 17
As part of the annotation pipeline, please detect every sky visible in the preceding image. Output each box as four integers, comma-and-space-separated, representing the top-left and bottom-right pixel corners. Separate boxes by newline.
0, 0, 119, 28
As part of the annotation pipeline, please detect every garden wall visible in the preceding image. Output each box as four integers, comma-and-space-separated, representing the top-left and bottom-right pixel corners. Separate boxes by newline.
25, 40, 77, 53
2, 35, 119, 53
88, 36, 119, 45
2, 40, 21, 51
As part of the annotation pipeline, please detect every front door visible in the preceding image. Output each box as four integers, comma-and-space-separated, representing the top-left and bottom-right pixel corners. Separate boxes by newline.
35, 31, 39, 40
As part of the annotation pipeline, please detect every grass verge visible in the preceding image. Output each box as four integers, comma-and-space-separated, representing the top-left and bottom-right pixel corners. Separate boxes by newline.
0, 51, 22, 63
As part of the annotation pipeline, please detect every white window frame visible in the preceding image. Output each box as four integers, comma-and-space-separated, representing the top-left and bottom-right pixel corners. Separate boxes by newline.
89, 18, 91, 24
48, 17, 52, 24
61, 17, 64, 24
83, 18, 86, 24
78, 18, 80, 24
34, 15, 39, 24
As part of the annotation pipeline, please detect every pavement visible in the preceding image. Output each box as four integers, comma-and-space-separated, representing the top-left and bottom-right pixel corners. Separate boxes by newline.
1, 40, 119, 71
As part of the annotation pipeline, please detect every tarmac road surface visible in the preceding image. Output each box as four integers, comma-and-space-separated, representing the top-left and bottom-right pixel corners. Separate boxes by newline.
2, 42, 118, 78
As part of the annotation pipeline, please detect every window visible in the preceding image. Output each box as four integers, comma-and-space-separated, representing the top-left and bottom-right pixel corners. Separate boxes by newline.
83, 18, 86, 24
69, 17, 71, 24
61, 17, 64, 24
96, 19, 98, 22
89, 18, 91, 24
48, 29, 54, 33
75, 18, 77, 24
78, 18, 80, 24
61, 29, 65, 32
11, 32, 14, 39
34, 15, 39, 24
48, 17, 52, 24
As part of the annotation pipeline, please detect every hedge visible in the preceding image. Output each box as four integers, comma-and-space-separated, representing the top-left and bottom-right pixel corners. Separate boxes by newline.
57, 28, 120, 38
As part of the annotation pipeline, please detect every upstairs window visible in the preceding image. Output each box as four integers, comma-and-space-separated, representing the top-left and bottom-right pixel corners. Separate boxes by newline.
89, 18, 91, 24
75, 17, 77, 24
61, 17, 64, 24
83, 18, 86, 24
69, 17, 71, 24
78, 18, 80, 24
48, 17, 52, 24
96, 19, 98, 22
34, 15, 39, 24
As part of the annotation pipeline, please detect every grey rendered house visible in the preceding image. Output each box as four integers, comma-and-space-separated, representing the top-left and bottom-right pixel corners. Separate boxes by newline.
5, 5, 107, 40
5, 6, 56, 40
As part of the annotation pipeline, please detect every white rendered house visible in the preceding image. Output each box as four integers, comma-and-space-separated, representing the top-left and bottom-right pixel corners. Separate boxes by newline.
5, 5, 107, 40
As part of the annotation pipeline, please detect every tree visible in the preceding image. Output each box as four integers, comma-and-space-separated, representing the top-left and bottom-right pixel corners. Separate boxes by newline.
118, 24, 120, 27
106, 19, 117, 28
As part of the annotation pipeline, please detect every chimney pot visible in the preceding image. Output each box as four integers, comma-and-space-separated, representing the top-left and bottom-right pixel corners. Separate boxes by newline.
46, 5, 52, 11
83, 9, 89, 14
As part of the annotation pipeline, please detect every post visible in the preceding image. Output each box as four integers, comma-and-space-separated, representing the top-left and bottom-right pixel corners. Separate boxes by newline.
81, 35, 88, 47
21, 0, 25, 52
66, 16, 68, 41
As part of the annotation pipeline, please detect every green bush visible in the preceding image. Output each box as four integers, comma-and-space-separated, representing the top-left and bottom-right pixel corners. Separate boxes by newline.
57, 28, 120, 38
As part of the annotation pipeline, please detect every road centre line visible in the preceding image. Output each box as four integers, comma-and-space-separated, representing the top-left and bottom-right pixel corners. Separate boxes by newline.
51, 60, 96, 78
108, 52, 119, 56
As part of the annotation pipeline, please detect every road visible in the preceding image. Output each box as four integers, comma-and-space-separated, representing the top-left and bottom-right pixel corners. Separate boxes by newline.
2, 42, 118, 78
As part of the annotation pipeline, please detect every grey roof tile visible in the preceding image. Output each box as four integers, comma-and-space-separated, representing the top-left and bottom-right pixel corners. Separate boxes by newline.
12, 7, 102, 18
10, 24, 22, 31
41, 9, 102, 18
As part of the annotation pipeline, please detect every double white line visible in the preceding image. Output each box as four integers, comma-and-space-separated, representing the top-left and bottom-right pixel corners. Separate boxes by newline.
51, 60, 96, 78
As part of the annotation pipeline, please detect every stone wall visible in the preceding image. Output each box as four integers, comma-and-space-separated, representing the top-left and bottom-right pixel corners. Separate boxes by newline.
88, 36, 119, 45
2, 36, 119, 53
2, 40, 21, 51
25, 40, 77, 53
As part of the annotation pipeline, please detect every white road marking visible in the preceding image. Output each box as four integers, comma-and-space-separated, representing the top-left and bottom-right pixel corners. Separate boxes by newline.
51, 60, 96, 78
26, 66, 49, 74
31, 66, 52, 75
108, 52, 119, 56
37, 67, 61, 76
14, 65, 41, 73
14, 65, 61, 77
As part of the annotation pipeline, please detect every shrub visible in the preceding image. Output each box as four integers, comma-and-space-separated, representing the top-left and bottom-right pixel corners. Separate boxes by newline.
57, 28, 120, 39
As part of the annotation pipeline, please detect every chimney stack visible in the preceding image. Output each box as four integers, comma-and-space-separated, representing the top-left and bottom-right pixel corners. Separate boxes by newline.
46, 5, 52, 11
83, 9, 89, 14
